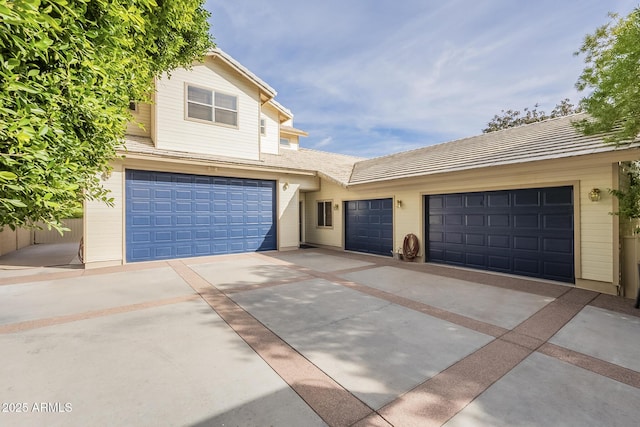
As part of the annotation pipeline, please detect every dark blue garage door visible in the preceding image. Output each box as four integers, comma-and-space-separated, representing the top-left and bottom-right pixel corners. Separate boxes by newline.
345, 198, 393, 257
126, 170, 276, 262
427, 187, 574, 283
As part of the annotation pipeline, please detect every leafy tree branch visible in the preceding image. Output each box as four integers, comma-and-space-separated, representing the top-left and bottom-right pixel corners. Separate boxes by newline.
0, 0, 213, 232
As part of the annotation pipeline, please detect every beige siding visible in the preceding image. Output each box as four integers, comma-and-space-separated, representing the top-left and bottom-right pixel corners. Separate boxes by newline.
155, 59, 261, 160
304, 155, 619, 292
260, 104, 280, 155
83, 164, 124, 268
126, 103, 152, 138
279, 182, 300, 249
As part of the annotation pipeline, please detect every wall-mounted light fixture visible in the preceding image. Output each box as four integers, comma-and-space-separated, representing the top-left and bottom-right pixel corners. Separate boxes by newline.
283, 182, 289, 191
588, 188, 601, 202
334, 203, 339, 210
396, 200, 403, 208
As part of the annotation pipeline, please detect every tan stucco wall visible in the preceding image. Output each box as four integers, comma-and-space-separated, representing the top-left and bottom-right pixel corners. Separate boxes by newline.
304, 153, 626, 294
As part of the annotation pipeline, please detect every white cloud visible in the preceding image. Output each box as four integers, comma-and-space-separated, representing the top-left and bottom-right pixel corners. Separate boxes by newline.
205, 0, 639, 157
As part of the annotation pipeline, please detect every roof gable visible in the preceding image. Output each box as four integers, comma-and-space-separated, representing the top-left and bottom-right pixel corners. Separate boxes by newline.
206, 48, 277, 101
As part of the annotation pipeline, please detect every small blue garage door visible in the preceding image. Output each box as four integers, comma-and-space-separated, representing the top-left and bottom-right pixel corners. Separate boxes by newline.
126, 170, 276, 262
345, 198, 393, 257
427, 186, 574, 283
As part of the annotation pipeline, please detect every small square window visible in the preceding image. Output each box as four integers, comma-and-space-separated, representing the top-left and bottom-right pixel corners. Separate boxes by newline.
317, 201, 333, 227
280, 137, 290, 147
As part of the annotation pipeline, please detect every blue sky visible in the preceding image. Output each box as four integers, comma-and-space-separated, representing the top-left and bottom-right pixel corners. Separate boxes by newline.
204, 0, 638, 158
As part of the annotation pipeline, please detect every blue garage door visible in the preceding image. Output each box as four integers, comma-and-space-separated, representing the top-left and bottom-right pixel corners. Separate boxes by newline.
126, 170, 276, 262
345, 198, 393, 257
427, 187, 574, 283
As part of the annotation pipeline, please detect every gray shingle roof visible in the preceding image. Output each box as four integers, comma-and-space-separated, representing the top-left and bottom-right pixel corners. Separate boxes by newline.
349, 113, 640, 185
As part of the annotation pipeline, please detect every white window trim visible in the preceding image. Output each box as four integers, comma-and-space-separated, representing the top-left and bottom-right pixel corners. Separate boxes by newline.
260, 118, 266, 136
316, 200, 333, 228
280, 137, 290, 147
184, 83, 239, 129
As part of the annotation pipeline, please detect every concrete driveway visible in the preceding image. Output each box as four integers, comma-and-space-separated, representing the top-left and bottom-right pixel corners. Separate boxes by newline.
1, 249, 639, 426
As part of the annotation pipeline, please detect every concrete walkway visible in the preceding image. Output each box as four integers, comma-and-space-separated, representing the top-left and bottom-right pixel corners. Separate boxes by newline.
1, 248, 639, 426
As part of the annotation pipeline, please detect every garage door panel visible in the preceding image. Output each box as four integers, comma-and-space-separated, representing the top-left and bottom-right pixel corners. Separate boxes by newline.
427, 187, 574, 283
466, 234, 485, 246
514, 214, 539, 228
466, 252, 486, 267
488, 255, 510, 271
514, 258, 540, 275
488, 193, 510, 207
345, 198, 393, 257
544, 214, 573, 229
544, 238, 573, 254
466, 215, 484, 226
544, 187, 572, 205
488, 214, 510, 227
513, 236, 539, 251
126, 170, 276, 262
446, 195, 463, 207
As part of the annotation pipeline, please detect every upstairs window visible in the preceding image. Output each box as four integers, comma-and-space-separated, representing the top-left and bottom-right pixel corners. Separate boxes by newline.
260, 118, 266, 136
186, 85, 238, 127
317, 200, 333, 227
280, 137, 290, 147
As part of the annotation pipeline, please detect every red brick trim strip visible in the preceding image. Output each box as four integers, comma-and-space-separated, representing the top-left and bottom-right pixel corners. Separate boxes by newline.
0, 261, 171, 287
0, 295, 199, 334
374, 288, 596, 426
539, 343, 640, 389
168, 260, 384, 427
379, 339, 532, 427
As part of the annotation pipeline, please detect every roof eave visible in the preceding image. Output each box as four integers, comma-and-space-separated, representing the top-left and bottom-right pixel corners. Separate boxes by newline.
206, 48, 277, 100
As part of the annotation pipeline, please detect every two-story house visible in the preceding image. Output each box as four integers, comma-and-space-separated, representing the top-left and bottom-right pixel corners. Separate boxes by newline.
83, 48, 358, 267
83, 48, 640, 299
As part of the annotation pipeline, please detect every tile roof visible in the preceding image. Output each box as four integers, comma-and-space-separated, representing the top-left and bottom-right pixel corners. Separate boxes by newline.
122, 137, 362, 185
123, 113, 639, 187
349, 113, 640, 185
261, 148, 363, 185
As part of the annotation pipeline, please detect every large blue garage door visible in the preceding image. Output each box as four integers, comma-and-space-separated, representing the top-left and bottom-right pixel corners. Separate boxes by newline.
345, 198, 393, 257
126, 170, 276, 262
427, 186, 574, 283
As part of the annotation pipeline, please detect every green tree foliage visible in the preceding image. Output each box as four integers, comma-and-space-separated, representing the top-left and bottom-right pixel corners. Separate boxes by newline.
483, 99, 581, 133
0, 0, 213, 232
574, 8, 640, 144
610, 162, 640, 234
